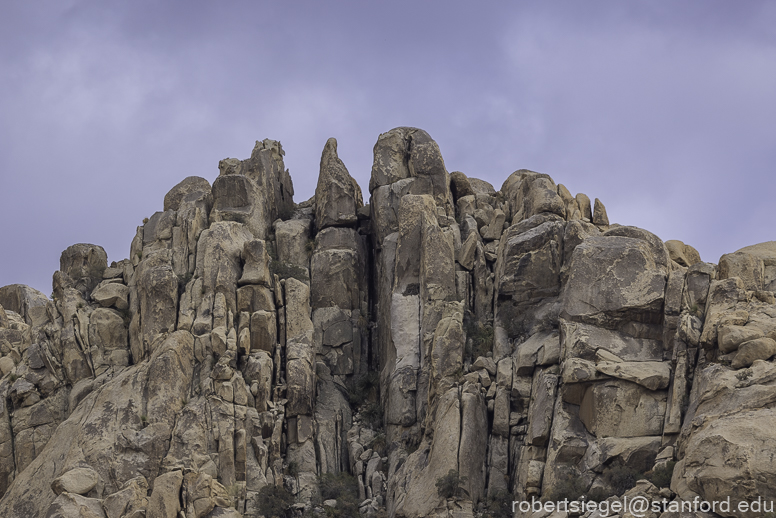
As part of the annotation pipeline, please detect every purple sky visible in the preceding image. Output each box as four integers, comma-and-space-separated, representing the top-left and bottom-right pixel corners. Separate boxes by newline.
1, 1, 775, 295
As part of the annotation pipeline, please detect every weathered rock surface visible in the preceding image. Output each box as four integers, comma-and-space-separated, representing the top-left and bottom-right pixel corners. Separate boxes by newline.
163, 176, 212, 212
561, 231, 668, 328
315, 137, 363, 230
1, 128, 774, 518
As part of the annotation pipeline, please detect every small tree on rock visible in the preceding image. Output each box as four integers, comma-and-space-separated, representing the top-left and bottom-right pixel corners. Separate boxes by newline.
436, 469, 468, 499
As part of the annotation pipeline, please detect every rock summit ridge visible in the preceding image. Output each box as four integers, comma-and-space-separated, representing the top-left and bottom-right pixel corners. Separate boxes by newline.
0, 127, 774, 518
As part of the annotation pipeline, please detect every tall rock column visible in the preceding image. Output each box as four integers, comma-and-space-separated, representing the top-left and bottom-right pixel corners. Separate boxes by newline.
284, 278, 317, 498
369, 128, 456, 439
369, 128, 471, 517
308, 140, 366, 497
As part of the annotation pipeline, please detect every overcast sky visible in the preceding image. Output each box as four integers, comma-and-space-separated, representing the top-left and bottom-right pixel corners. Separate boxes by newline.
1, 0, 774, 295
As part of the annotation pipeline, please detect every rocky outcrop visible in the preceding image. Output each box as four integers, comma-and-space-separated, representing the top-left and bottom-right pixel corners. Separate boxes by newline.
0, 128, 775, 518
315, 138, 364, 230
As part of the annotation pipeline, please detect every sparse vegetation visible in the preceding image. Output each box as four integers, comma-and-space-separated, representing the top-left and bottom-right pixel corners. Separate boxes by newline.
602, 464, 641, 495
287, 461, 299, 478
319, 472, 360, 518
436, 469, 468, 499
403, 283, 420, 296
348, 371, 379, 408
496, 301, 530, 339
464, 312, 494, 362
277, 204, 295, 221
255, 484, 294, 518
646, 461, 676, 488
543, 474, 587, 502
305, 239, 316, 253
8, 373, 18, 383
361, 402, 383, 429
482, 490, 514, 518
736, 368, 753, 382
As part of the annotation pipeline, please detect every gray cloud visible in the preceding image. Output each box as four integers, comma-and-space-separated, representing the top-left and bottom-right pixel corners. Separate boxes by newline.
1, 0, 774, 294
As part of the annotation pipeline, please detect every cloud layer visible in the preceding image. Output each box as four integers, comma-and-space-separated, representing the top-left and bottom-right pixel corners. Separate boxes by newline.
2, 0, 774, 293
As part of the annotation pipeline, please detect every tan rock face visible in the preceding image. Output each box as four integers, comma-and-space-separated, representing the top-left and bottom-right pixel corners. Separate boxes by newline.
315, 138, 363, 230
163, 176, 211, 212
136, 251, 178, 355
666, 239, 702, 267
51, 467, 100, 496
502, 171, 565, 223
1, 129, 775, 518
147, 469, 183, 518
678, 363, 776, 517
578, 380, 667, 438
562, 233, 667, 327
719, 245, 771, 291
91, 283, 130, 310
59, 244, 108, 296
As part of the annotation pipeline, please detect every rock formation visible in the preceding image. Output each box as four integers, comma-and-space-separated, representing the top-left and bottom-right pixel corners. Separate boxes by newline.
0, 129, 775, 518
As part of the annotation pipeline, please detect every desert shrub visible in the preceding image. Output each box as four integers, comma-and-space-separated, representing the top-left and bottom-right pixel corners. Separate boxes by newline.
405, 437, 421, 455
287, 461, 299, 478
436, 469, 468, 499
319, 472, 359, 518
361, 402, 383, 429
602, 465, 641, 495
735, 368, 753, 381
482, 490, 513, 518
544, 475, 587, 502
320, 472, 359, 501
468, 323, 494, 360
647, 461, 676, 488
403, 283, 420, 296
255, 484, 294, 518
463, 310, 494, 362
348, 371, 379, 408
277, 203, 295, 221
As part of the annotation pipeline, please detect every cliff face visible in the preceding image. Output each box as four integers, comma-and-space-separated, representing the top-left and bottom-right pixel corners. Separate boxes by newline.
0, 128, 774, 518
